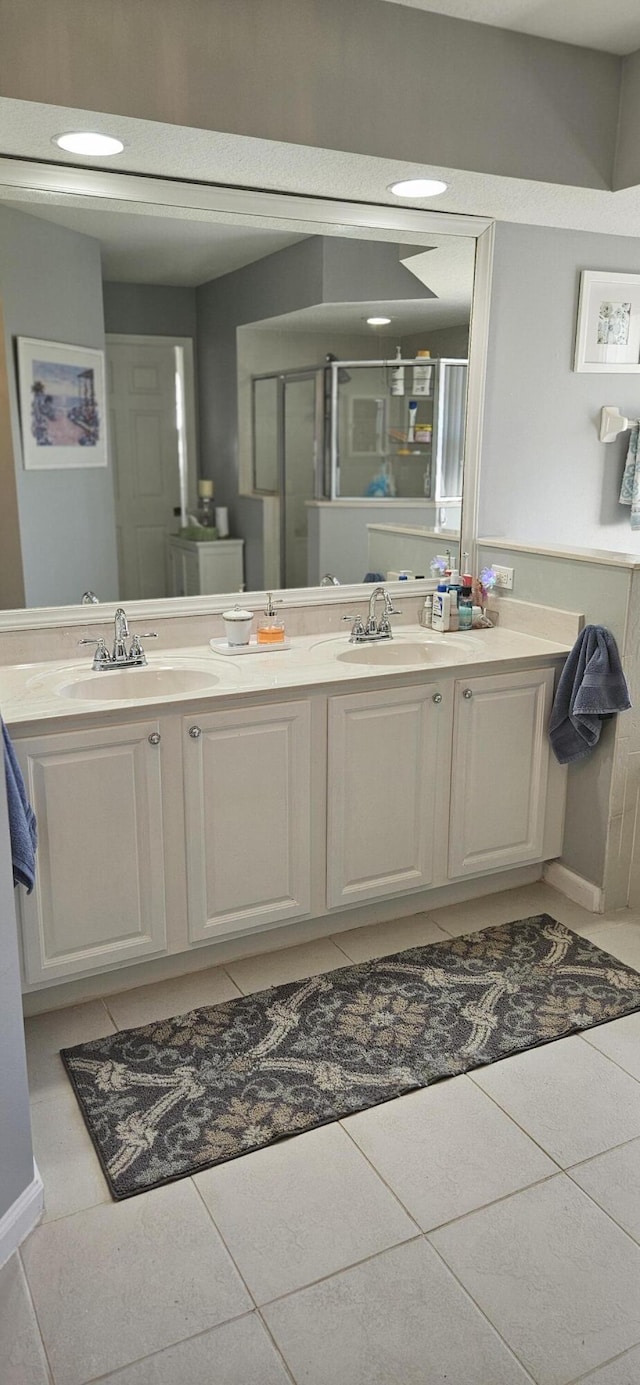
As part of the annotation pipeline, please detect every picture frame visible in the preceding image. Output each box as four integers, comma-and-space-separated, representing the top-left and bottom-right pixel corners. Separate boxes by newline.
574, 270, 640, 373
16, 336, 108, 468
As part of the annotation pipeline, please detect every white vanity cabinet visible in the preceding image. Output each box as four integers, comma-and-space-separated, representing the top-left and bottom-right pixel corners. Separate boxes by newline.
17, 721, 167, 985
326, 682, 453, 908
448, 668, 556, 878
183, 700, 312, 941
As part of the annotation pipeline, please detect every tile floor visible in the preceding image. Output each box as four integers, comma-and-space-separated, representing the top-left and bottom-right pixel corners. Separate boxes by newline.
5, 882, 640, 1383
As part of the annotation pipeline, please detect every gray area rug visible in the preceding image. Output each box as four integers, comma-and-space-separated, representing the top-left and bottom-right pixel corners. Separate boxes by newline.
62, 914, 640, 1199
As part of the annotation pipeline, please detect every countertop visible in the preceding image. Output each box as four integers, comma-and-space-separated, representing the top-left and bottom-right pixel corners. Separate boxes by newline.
0, 625, 571, 733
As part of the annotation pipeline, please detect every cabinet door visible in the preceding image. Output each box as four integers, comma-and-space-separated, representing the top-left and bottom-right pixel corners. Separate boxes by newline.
448, 667, 555, 878
17, 721, 167, 985
184, 700, 311, 941
327, 683, 448, 909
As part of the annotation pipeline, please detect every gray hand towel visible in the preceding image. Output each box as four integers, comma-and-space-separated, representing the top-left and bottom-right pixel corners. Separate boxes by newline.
549, 625, 631, 765
2, 719, 37, 891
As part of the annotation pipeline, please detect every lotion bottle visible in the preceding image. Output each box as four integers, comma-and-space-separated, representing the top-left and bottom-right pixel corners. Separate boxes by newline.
431, 582, 451, 632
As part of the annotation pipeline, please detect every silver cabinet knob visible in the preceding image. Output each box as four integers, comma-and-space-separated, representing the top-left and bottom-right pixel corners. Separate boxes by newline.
432, 692, 443, 704
463, 688, 473, 700
189, 726, 202, 739
148, 732, 161, 745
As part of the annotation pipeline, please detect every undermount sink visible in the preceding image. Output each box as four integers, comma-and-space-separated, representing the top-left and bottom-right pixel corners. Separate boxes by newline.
311, 632, 480, 667
58, 666, 221, 701
335, 640, 473, 667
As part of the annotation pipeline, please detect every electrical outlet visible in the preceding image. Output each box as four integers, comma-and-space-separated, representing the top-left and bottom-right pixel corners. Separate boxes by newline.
493, 565, 514, 590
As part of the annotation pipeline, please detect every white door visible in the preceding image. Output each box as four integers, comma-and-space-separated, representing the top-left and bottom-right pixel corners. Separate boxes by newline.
448, 668, 555, 878
17, 722, 167, 985
107, 338, 194, 600
184, 701, 312, 941
327, 683, 450, 909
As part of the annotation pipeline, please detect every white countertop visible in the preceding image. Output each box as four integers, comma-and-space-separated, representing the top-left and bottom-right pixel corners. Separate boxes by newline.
0, 626, 571, 733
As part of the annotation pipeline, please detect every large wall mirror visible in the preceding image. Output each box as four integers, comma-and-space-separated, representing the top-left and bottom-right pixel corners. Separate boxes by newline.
0, 166, 491, 617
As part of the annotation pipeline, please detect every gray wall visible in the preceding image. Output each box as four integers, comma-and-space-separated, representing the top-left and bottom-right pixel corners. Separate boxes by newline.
0, 0, 621, 191
477, 542, 632, 888
0, 204, 119, 607
103, 282, 197, 339
0, 764, 34, 1225
479, 220, 640, 555
402, 324, 469, 359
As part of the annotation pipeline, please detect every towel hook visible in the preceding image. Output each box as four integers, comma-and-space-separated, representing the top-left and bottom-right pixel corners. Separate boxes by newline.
599, 406, 638, 443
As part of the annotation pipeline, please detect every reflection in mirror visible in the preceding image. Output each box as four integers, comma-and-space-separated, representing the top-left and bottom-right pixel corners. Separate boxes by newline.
0, 195, 475, 610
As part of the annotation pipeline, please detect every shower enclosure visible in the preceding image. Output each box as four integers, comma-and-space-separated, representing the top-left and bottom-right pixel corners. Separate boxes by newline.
252, 357, 467, 587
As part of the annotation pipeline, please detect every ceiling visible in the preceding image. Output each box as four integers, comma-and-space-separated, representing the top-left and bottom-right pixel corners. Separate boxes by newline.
3, 201, 304, 284
7, 95, 640, 243
381, 0, 640, 55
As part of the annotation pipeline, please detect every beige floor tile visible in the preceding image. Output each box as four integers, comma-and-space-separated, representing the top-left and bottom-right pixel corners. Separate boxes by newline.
575, 1345, 640, 1383
576, 919, 640, 971
581, 1010, 640, 1080
343, 1074, 556, 1230
94, 1313, 291, 1384
30, 1090, 109, 1223
471, 1034, 640, 1166
25, 1000, 116, 1104
104, 965, 241, 1029
569, 1139, 640, 1243
225, 938, 349, 995
332, 913, 449, 963
263, 1238, 531, 1385
430, 1175, 640, 1385
0, 1254, 50, 1385
21, 1180, 250, 1385
195, 1122, 416, 1304
429, 881, 561, 936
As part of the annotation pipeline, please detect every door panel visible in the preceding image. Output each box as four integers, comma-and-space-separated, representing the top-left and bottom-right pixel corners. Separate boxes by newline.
448, 668, 554, 877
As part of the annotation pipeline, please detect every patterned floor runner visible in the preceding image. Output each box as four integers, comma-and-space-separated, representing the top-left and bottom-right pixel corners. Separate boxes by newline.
62, 915, 640, 1198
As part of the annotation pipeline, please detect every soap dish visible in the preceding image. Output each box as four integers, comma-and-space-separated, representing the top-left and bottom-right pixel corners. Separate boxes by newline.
209, 639, 292, 656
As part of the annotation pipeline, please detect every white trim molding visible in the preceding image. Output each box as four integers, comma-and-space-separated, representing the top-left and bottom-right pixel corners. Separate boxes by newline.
543, 860, 604, 914
0, 1164, 44, 1269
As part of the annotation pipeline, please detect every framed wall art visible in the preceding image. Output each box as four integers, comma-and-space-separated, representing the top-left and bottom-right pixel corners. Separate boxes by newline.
17, 337, 108, 468
575, 270, 640, 373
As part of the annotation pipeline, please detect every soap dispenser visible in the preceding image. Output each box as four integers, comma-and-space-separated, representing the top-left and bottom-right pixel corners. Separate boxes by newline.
257, 593, 286, 645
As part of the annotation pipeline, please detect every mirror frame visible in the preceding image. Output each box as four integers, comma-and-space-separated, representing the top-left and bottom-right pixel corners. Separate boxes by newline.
0, 157, 494, 631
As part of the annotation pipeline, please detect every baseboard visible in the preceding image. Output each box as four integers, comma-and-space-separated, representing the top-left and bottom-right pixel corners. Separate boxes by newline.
0, 1164, 43, 1270
543, 860, 604, 914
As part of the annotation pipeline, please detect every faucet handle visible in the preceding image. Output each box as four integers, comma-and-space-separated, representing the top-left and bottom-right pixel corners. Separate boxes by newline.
384, 592, 402, 616
135, 632, 158, 641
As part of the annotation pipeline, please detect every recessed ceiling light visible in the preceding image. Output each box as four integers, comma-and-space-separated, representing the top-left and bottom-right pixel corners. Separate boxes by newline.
367, 316, 392, 326
388, 178, 448, 199
54, 132, 124, 157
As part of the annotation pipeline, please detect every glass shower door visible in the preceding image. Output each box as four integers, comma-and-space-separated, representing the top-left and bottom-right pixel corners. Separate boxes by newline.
282, 372, 322, 588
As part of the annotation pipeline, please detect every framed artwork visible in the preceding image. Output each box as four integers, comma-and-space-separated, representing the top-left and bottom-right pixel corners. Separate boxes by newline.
574, 271, 640, 373
17, 337, 108, 468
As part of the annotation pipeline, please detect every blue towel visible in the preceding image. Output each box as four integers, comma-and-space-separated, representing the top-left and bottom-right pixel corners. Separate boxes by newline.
2, 720, 37, 891
549, 625, 631, 765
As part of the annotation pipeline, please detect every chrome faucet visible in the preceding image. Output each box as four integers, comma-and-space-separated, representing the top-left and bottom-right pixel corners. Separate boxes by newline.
79, 607, 158, 670
342, 587, 401, 643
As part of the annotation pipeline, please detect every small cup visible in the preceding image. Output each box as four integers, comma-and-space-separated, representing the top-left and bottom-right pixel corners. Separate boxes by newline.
222, 606, 254, 646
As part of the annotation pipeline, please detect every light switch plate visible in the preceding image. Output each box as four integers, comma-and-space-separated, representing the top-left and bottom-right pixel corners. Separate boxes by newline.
493, 565, 514, 590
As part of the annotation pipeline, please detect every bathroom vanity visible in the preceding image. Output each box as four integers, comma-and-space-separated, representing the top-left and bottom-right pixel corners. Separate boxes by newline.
0, 626, 568, 995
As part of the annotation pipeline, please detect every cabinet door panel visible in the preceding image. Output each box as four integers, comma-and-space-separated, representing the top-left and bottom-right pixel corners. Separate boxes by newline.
17, 722, 167, 984
327, 683, 445, 908
184, 701, 311, 940
448, 668, 554, 877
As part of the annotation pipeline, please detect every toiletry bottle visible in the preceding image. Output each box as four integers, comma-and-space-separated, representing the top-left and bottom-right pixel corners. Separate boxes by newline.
420, 592, 433, 627
407, 400, 418, 443
447, 569, 462, 632
412, 350, 433, 397
257, 593, 286, 644
431, 582, 451, 632
390, 346, 405, 397
458, 586, 473, 631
